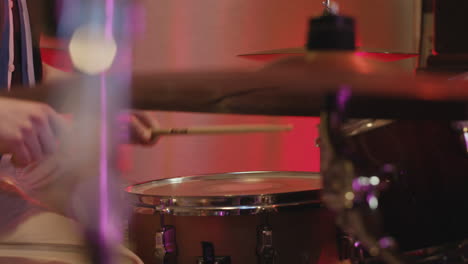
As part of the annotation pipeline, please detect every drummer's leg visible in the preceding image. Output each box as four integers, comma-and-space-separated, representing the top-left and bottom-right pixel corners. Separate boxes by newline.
0, 177, 143, 264
0, 177, 42, 238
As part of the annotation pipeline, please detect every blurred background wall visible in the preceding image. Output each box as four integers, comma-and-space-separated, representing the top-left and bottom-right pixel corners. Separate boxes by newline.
121, 0, 421, 183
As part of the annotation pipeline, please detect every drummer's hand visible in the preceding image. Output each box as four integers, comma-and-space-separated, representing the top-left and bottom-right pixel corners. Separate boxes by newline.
0, 98, 69, 167
127, 111, 160, 146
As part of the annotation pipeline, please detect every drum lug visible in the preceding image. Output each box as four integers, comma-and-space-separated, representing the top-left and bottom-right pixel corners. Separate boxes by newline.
255, 196, 278, 214
337, 232, 366, 264
257, 224, 277, 264
197, 242, 231, 264
255, 207, 278, 214
255, 195, 275, 205
154, 225, 177, 263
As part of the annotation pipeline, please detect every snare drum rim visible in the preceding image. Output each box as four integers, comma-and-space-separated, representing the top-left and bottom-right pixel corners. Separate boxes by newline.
126, 171, 323, 216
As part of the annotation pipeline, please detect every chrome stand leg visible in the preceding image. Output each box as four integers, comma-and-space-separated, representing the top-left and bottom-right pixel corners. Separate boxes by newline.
257, 215, 277, 264
154, 214, 177, 264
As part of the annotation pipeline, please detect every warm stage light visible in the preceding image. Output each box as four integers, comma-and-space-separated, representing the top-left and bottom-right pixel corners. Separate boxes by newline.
69, 25, 117, 75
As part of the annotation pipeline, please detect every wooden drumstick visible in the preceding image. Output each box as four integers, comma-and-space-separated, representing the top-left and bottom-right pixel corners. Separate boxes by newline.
151, 124, 293, 136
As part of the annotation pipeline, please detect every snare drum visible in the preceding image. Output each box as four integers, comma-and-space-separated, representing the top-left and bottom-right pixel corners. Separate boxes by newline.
126, 171, 339, 264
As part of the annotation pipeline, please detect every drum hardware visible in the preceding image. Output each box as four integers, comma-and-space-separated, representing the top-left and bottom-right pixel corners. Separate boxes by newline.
127, 171, 330, 264
197, 256, 231, 264
256, 214, 277, 264
320, 91, 404, 264
255, 195, 275, 206
417, 0, 434, 70
154, 215, 177, 264
254, 204, 279, 215
307, 16, 463, 263
322, 88, 468, 264
256, 224, 276, 264
341, 119, 394, 137
197, 242, 231, 264
337, 233, 366, 264
463, 126, 468, 155
322, 0, 339, 15
452, 121, 468, 155
133, 205, 156, 215
156, 199, 175, 215
358, 240, 468, 264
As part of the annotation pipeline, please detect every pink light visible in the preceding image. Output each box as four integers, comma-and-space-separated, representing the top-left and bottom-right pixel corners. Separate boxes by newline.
464, 131, 468, 154
40, 48, 74, 72
238, 53, 302, 61
99, 0, 115, 252
105, 0, 115, 39
238, 51, 418, 62
354, 51, 418, 62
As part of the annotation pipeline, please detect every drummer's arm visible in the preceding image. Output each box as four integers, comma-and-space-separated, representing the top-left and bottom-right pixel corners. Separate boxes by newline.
40, 63, 160, 146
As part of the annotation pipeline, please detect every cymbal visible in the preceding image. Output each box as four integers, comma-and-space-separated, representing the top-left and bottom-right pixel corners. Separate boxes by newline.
238, 47, 419, 62
260, 52, 404, 75
2, 55, 467, 118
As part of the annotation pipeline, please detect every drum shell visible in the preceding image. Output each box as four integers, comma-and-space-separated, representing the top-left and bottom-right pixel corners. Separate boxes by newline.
346, 120, 468, 251
128, 206, 338, 264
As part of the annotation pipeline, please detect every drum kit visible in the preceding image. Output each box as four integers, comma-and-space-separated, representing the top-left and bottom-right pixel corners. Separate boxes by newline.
1, 1, 468, 264
126, 171, 331, 264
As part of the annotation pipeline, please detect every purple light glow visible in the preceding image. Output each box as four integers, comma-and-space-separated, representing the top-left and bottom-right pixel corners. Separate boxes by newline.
99, 0, 115, 262
382, 164, 395, 174
352, 176, 370, 192
336, 85, 352, 112
99, 75, 110, 239
378, 237, 395, 249
464, 131, 468, 154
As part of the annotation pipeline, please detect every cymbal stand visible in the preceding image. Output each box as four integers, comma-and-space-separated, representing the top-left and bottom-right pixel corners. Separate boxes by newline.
322, 0, 339, 15
319, 89, 404, 264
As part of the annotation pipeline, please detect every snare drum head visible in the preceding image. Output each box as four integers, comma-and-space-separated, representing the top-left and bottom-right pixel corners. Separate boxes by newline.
128, 171, 321, 196
126, 171, 322, 215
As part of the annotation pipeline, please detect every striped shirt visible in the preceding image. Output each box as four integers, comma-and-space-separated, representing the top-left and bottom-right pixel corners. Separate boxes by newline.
1, 0, 42, 89
0, 0, 44, 232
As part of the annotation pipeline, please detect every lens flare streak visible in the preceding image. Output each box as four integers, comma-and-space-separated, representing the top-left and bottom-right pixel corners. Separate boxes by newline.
99, 0, 115, 262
